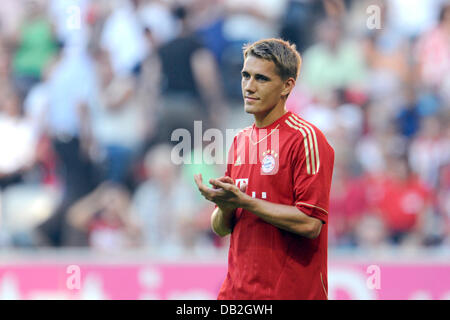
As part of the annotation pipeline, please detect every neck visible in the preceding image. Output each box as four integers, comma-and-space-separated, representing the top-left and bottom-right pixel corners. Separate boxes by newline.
254, 101, 287, 128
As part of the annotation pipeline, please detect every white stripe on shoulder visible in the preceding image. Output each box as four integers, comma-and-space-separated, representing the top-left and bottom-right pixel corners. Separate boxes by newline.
290, 114, 320, 174
288, 116, 316, 174
285, 119, 312, 175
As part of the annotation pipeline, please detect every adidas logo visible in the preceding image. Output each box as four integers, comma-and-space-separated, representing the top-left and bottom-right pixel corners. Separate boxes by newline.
234, 156, 242, 166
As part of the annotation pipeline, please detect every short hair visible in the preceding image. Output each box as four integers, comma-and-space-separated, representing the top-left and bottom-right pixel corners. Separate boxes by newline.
243, 38, 302, 81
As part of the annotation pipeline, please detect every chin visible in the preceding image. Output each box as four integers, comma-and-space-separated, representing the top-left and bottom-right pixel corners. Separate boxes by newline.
244, 103, 259, 114
244, 106, 254, 114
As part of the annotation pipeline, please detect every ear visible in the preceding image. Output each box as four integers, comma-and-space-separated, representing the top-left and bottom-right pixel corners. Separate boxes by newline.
281, 78, 296, 97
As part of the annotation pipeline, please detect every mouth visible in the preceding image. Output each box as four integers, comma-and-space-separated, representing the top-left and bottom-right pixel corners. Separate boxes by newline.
245, 96, 259, 102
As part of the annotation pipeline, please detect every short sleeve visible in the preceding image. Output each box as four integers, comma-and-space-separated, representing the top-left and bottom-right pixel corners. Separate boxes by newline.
292, 132, 334, 224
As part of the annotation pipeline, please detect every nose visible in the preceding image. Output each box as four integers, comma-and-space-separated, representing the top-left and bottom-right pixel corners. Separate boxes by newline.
243, 77, 256, 94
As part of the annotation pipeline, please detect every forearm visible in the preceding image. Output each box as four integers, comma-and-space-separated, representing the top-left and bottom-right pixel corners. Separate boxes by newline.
67, 193, 102, 229
191, 50, 225, 109
241, 197, 322, 239
211, 206, 235, 237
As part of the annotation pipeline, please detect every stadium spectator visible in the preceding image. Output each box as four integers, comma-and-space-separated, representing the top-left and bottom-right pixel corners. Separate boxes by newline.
329, 165, 368, 247
300, 18, 368, 99
151, 4, 227, 146
10, 0, 58, 99
48, 0, 91, 54
376, 156, 432, 246
0, 91, 37, 189
99, 0, 148, 76
362, 0, 410, 102
90, 49, 146, 184
34, 45, 100, 246
280, 0, 321, 53
132, 144, 209, 253
135, 26, 162, 150
67, 182, 142, 251
138, 0, 179, 47
222, 0, 285, 44
189, 0, 227, 66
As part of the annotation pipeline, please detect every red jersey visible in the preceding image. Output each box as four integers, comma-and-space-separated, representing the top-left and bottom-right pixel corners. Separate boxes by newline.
218, 111, 334, 300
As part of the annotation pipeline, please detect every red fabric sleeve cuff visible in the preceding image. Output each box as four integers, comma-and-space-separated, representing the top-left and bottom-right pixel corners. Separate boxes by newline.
295, 203, 328, 224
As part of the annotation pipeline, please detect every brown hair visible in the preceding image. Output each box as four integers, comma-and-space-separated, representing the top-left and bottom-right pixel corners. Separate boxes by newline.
243, 38, 302, 81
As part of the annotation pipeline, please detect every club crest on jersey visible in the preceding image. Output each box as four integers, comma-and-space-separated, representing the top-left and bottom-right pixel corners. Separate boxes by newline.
261, 150, 278, 175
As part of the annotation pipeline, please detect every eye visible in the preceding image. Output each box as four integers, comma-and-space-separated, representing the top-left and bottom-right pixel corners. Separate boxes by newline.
241, 72, 250, 79
255, 74, 269, 82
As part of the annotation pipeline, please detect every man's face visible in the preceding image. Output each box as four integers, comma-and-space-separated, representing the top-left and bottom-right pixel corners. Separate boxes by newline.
241, 55, 288, 116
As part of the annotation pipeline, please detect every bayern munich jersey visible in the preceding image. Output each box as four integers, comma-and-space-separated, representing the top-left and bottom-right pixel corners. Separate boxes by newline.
218, 111, 334, 300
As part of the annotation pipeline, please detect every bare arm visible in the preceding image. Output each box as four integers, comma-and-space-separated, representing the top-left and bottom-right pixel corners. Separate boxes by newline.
67, 188, 103, 231
210, 206, 235, 237
191, 49, 228, 126
195, 175, 323, 239
241, 196, 323, 239
191, 49, 223, 105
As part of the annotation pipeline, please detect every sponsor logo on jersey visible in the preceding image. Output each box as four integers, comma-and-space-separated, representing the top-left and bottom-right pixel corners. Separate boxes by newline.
235, 178, 248, 189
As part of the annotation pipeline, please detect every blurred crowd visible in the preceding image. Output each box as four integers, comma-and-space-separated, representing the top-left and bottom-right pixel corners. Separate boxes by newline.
0, 0, 449, 255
